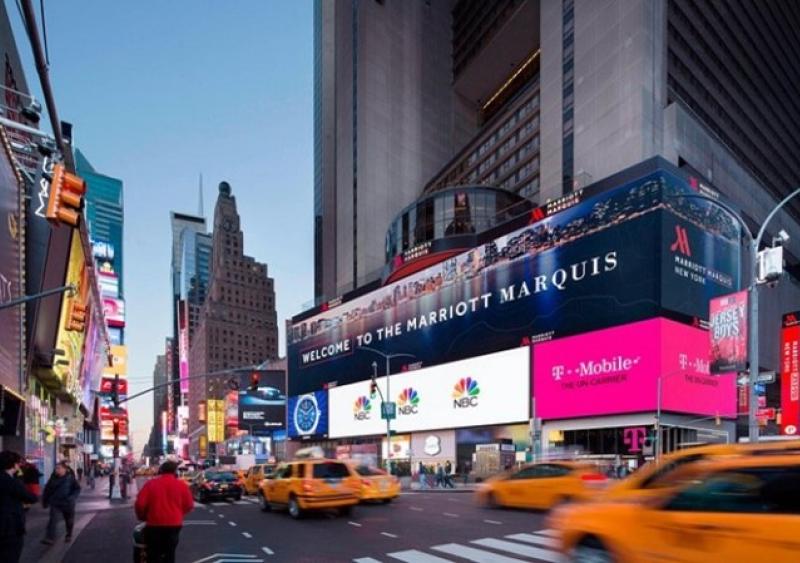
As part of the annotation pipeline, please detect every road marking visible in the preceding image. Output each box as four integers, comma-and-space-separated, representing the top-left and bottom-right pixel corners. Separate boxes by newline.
228, 521, 237, 527
504, 533, 559, 549
353, 558, 382, 563
432, 543, 526, 562
443, 512, 459, 518
235, 500, 250, 505
242, 532, 252, 538
212, 502, 229, 506
387, 550, 453, 562
470, 538, 563, 562
218, 513, 225, 518
262, 547, 274, 555
348, 521, 362, 527
381, 532, 399, 538
183, 520, 218, 526
409, 506, 423, 512
483, 519, 503, 525
191, 554, 259, 563
535, 529, 559, 536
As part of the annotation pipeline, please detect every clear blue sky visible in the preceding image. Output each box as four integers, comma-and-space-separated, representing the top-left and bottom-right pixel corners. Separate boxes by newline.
8, 0, 314, 453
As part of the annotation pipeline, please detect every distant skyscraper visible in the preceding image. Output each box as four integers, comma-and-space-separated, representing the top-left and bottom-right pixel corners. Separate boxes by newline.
188, 182, 278, 458
151, 353, 167, 455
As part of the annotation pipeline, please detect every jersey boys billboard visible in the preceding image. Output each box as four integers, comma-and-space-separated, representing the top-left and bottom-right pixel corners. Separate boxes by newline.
289, 168, 741, 396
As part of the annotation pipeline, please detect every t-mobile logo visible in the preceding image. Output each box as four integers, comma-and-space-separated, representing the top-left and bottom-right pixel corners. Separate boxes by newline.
552, 365, 565, 381
669, 225, 692, 257
623, 427, 647, 453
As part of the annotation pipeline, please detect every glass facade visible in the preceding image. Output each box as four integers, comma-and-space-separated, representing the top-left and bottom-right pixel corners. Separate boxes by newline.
384, 186, 532, 264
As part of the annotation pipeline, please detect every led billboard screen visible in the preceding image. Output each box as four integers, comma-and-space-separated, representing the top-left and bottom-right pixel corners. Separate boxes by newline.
103, 297, 125, 328
533, 318, 736, 420
289, 170, 740, 396
780, 312, 800, 436
237, 369, 286, 435
709, 291, 748, 374
178, 300, 189, 394
329, 347, 529, 439
287, 390, 328, 439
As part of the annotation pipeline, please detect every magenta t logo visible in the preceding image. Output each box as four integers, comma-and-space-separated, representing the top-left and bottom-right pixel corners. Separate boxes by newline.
623, 427, 647, 453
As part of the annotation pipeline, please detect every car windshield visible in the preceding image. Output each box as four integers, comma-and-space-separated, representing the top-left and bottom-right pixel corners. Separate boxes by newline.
312, 462, 351, 479
355, 466, 385, 476
206, 471, 238, 481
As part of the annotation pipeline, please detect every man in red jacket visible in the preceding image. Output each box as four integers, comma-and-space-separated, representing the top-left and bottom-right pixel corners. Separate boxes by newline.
134, 460, 193, 563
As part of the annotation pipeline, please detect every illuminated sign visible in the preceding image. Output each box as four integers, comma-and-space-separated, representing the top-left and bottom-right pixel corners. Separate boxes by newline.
781, 312, 800, 436
207, 399, 225, 443
103, 297, 125, 328
102, 345, 128, 376
97, 270, 119, 297
178, 300, 189, 394
53, 232, 88, 400
709, 291, 748, 374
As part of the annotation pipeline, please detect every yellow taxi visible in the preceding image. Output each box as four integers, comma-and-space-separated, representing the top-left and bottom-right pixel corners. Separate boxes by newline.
258, 458, 361, 518
475, 461, 607, 510
602, 440, 800, 502
551, 455, 800, 562
243, 464, 275, 495
352, 465, 401, 503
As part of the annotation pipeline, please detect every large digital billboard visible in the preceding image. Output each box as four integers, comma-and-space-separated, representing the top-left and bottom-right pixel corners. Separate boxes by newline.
328, 347, 529, 439
780, 312, 800, 436
237, 369, 286, 435
709, 291, 748, 374
288, 390, 328, 440
178, 300, 189, 394
0, 135, 22, 394
289, 169, 741, 396
533, 318, 737, 420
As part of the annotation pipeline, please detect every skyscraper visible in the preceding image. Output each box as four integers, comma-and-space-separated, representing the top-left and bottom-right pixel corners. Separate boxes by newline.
188, 182, 279, 459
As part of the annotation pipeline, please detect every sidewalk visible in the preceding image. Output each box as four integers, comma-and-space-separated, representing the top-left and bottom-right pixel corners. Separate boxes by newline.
401, 476, 479, 492
20, 476, 139, 563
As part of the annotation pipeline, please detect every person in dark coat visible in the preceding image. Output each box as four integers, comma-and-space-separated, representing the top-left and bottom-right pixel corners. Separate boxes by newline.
41, 461, 81, 544
0, 450, 38, 563
20, 461, 42, 499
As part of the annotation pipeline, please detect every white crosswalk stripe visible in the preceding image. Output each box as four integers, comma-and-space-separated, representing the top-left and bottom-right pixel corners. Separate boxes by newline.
353, 529, 561, 563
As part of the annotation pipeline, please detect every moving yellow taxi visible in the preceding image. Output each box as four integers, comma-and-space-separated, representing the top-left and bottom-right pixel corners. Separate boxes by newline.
551, 455, 800, 562
476, 461, 607, 510
353, 465, 401, 503
243, 464, 275, 495
258, 458, 360, 518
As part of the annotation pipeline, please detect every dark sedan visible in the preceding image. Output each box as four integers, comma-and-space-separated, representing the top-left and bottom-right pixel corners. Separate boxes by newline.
191, 470, 243, 503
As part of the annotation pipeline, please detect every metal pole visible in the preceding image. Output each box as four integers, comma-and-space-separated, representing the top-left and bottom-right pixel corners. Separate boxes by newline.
655, 376, 662, 463
0, 284, 74, 311
748, 243, 760, 443
385, 356, 391, 474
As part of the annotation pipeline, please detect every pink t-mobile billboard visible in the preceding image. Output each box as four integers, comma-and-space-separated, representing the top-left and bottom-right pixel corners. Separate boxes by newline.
533, 318, 736, 419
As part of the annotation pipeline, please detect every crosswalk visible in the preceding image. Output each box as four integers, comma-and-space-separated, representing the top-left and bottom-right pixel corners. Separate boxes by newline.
353, 529, 564, 563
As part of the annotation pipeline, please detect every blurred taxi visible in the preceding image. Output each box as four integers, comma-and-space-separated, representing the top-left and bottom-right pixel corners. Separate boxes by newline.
602, 440, 800, 502
353, 465, 400, 503
552, 455, 800, 562
258, 458, 360, 518
476, 461, 607, 510
243, 464, 276, 495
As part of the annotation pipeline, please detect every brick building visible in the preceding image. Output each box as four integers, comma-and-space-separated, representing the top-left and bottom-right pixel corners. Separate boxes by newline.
188, 182, 279, 458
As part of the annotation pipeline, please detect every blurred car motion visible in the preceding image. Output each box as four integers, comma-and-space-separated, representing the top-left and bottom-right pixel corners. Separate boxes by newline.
190, 470, 244, 503
475, 461, 607, 510
552, 454, 800, 562
353, 465, 400, 503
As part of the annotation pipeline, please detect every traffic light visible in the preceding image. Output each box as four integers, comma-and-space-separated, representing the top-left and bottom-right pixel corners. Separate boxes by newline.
46, 163, 86, 227
370, 380, 378, 399
65, 298, 87, 332
227, 377, 240, 391
249, 372, 260, 391
111, 375, 120, 408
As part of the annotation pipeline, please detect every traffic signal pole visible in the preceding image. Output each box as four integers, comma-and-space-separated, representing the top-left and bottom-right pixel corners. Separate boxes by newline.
0, 284, 75, 311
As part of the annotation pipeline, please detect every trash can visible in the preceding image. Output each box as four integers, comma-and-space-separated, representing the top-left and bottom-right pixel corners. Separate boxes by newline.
133, 522, 147, 563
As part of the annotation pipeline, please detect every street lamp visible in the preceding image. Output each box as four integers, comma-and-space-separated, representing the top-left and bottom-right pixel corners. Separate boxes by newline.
359, 346, 415, 473
669, 186, 800, 443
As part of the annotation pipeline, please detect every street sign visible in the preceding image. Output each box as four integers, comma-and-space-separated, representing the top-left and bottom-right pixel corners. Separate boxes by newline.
380, 401, 396, 420
757, 371, 776, 384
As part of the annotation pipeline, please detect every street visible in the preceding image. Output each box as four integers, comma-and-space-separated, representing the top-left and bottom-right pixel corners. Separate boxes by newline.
56, 484, 556, 563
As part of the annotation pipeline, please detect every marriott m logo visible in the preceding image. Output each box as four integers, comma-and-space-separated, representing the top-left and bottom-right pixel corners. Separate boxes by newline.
670, 225, 692, 257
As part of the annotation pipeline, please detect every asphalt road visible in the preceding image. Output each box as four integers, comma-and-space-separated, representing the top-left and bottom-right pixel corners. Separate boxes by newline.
62, 485, 559, 562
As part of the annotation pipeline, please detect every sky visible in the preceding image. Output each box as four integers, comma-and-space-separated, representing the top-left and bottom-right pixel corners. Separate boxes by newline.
7, 0, 314, 454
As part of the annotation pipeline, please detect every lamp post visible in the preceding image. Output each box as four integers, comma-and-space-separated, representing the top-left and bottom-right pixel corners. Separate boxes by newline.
360, 346, 415, 473
669, 187, 800, 444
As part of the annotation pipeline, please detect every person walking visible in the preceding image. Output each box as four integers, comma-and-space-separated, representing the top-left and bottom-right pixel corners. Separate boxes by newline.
135, 460, 194, 563
86, 462, 96, 490
107, 467, 116, 499
76, 466, 83, 482
435, 464, 444, 488
41, 461, 81, 545
0, 451, 38, 563
417, 462, 426, 490
444, 460, 455, 488
120, 463, 130, 500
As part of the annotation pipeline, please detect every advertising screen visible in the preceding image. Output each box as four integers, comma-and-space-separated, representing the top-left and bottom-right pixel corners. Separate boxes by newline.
709, 291, 748, 374
238, 369, 286, 435
780, 312, 800, 436
288, 390, 328, 439
103, 297, 125, 328
54, 233, 88, 400
289, 169, 740, 396
102, 345, 128, 376
328, 347, 530, 439
533, 318, 736, 420
178, 300, 189, 394
100, 377, 128, 395
97, 270, 119, 298
207, 399, 225, 442
0, 137, 22, 394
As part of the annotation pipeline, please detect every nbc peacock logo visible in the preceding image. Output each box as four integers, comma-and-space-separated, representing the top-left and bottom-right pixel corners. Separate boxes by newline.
397, 387, 420, 416
353, 396, 372, 421
452, 377, 480, 408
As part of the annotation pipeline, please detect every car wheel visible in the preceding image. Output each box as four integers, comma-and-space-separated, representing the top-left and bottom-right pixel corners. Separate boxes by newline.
484, 492, 499, 509
258, 492, 270, 512
288, 496, 303, 519
235, 494, 242, 502
381, 498, 392, 504
551, 496, 572, 511
339, 505, 353, 517
571, 538, 615, 563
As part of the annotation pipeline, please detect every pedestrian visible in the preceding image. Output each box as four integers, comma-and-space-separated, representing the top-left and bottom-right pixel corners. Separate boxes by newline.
108, 468, 116, 499
444, 460, 454, 488
20, 461, 42, 500
120, 463, 131, 500
435, 464, 444, 488
135, 460, 194, 563
87, 462, 96, 490
0, 451, 38, 562
417, 462, 426, 490
77, 466, 83, 482
41, 461, 81, 545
